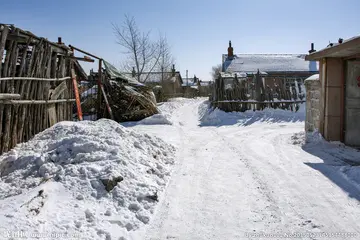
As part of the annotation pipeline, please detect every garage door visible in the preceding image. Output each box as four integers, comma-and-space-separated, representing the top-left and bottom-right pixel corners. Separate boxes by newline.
345, 60, 360, 147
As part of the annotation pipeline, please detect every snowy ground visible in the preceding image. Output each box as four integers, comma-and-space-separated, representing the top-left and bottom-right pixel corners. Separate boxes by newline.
124, 98, 360, 240
1, 98, 360, 240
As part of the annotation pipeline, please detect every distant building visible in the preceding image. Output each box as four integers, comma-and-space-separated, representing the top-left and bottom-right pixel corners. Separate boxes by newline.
124, 65, 183, 96
221, 41, 319, 89
181, 76, 213, 97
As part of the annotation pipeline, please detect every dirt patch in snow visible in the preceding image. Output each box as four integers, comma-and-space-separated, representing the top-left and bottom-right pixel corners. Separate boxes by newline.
0, 119, 176, 239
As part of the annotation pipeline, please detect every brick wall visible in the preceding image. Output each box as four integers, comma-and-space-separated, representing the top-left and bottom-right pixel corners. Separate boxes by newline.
304, 79, 321, 132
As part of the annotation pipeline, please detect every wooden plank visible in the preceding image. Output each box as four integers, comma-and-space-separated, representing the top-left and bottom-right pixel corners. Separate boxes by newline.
48, 104, 57, 126
0, 25, 9, 153
9, 30, 21, 149
97, 59, 114, 119
18, 44, 36, 142
71, 67, 83, 120
35, 43, 46, 134
48, 52, 58, 125
43, 48, 52, 129
38, 43, 52, 133
50, 81, 67, 100
0, 99, 76, 104
1, 28, 17, 153
0, 76, 72, 82
28, 39, 44, 140
14, 38, 32, 142
48, 89, 57, 126
0, 93, 21, 99
0, 25, 9, 78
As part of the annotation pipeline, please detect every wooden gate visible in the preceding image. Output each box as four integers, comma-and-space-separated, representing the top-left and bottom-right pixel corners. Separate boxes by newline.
344, 60, 360, 146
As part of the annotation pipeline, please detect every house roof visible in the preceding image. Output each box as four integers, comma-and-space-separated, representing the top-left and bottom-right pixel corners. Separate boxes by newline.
220, 72, 253, 78
182, 77, 198, 86
305, 35, 360, 60
222, 54, 319, 73
199, 81, 213, 86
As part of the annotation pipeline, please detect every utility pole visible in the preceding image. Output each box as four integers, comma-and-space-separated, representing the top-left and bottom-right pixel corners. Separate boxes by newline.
186, 70, 188, 86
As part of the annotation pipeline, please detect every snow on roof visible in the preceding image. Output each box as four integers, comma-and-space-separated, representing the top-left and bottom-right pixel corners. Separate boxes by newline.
223, 54, 319, 73
199, 81, 213, 86
182, 77, 197, 86
220, 72, 251, 78
305, 74, 319, 81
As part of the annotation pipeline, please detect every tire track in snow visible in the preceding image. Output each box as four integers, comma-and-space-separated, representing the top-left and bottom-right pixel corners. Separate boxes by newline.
211, 129, 284, 230
233, 127, 322, 238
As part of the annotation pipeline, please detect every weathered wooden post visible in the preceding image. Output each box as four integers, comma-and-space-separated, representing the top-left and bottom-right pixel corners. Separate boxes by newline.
255, 70, 262, 110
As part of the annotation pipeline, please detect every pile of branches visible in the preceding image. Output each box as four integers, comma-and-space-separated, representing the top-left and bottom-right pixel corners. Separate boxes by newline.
103, 81, 158, 122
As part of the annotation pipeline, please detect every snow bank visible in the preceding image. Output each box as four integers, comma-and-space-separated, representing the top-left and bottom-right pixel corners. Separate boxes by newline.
199, 101, 305, 126
0, 119, 176, 239
137, 113, 172, 125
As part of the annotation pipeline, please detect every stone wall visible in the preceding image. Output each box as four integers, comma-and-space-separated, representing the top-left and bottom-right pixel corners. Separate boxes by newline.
304, 79, 321, 132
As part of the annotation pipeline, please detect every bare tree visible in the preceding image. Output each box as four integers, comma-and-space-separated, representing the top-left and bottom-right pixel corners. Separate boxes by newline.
112, 15, 161, 83
211, 64, 222, 80
157, 34, 175, 83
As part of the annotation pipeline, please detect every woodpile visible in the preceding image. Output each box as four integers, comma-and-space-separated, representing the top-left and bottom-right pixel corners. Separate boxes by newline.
0, 24, 81, 154
102, 80, 158, 122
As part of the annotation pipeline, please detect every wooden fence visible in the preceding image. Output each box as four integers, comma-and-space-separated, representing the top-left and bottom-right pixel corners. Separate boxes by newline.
212, 71, 307, 112
0, 24, 76, 154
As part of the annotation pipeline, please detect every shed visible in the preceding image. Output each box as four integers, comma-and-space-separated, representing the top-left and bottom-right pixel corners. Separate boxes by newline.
305, 36, 360, 147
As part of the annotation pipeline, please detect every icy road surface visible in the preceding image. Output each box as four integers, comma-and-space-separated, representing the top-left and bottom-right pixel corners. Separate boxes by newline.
127, 98, 360, 240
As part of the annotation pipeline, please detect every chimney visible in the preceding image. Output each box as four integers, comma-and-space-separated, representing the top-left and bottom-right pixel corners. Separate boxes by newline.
132, 67, 136, 77
308, 43, 316, 54
172, 64, 175, 76
227, 40, 234, 58
338, 38, 343, 44
58, 37, 62, 44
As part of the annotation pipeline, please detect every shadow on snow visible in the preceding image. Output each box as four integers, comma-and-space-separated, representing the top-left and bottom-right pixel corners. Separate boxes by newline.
301, 134, 360, 202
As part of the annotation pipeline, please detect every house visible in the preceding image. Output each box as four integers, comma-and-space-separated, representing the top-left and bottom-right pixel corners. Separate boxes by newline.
305, 36, 360, 147
222, 41, 319, 90
199, 80, 214, 97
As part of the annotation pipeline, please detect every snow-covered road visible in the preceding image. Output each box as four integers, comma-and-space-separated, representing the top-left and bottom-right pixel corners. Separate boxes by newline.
128, 98, 360, 240
1, 97, 359, 240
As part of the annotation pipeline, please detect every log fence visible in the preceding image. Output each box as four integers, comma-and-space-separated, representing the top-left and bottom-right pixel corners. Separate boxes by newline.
0, 24, 79, 154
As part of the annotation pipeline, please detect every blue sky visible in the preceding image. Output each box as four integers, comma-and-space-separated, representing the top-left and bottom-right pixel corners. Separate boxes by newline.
1, 0, 359, 81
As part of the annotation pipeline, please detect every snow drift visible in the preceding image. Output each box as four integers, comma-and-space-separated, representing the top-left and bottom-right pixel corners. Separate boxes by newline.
137, 114, 172, 125
199, 101, 305, 126
0, 119, 176, 239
